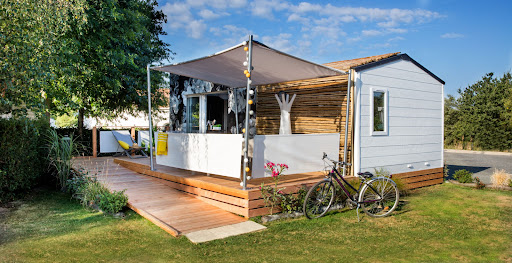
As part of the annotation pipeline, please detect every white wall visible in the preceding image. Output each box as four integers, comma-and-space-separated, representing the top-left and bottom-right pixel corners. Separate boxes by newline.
355, 59, 443, 174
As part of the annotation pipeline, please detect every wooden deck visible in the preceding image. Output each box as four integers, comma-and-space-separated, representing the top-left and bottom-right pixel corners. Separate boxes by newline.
73, 157, 246, 237
111, 157, 328, 218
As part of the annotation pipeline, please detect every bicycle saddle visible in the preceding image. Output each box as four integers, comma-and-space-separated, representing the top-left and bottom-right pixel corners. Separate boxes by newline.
358, 171, 374, 178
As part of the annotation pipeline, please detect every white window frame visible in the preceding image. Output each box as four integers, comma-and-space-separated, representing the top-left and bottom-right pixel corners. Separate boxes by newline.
369, 87, 388, 136
186, 94, 207, 133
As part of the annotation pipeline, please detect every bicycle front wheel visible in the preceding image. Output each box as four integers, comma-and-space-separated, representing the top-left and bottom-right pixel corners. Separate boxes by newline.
359, 177, 399, 217
303, 179, 335, 219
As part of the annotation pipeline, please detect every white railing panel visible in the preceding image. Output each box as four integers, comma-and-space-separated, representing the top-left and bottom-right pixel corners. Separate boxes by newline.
252, 133, 340, 178
156, 133, 243, 179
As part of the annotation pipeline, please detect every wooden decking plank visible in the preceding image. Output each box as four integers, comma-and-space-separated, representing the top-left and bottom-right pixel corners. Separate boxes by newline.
72, 157, 246, 236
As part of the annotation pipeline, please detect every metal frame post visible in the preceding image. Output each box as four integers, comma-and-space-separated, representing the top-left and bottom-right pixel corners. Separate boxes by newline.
342, 69, 352, 177
242, 35, 253, 190
233, 88, 239, 134
147, 64, 155, 171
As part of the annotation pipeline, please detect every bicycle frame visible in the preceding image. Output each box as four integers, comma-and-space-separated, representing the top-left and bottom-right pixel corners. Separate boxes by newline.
329, 166, 382, 204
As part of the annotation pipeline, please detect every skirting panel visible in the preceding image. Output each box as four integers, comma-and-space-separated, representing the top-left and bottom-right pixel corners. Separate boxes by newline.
392, 167, 444, 189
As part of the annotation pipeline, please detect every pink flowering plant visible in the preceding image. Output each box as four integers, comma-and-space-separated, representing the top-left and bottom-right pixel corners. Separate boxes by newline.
260, 162, 288, 214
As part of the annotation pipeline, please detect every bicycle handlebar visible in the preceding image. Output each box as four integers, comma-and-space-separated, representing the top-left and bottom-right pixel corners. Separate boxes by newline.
322, 152, 351, 166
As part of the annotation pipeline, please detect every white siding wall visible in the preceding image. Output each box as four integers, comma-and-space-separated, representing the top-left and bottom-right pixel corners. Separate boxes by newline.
357, 59, 443, 174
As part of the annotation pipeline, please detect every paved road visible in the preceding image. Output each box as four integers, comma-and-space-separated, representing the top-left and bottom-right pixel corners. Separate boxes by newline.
444, 150, 512, 184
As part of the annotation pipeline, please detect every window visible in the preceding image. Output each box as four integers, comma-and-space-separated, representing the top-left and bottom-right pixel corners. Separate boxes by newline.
186, 92, 231, 134
370, 88, 388, 136
187, 96, 200, 133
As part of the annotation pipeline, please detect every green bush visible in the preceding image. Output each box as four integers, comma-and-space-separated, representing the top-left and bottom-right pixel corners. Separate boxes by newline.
98, 190, 128, 214
508, 179, 512, 188
453, 169, 474, 183
0, 117, 50, 203
279, 185, 308, 213
78, 177, 128, 214
67, 169, 97, 196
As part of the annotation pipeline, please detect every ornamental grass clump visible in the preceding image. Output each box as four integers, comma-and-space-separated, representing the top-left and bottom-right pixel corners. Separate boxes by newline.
491, 169, 511, 188
260, 162, 288, 215
46, 129, 76, 191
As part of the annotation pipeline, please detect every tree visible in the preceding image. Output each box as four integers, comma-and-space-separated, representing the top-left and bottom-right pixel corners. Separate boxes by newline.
54, 0, 172, 136
0, 0, 86, 116
444, 72, 512, 150
443, 94, 461, 146
501, 72, 512, 128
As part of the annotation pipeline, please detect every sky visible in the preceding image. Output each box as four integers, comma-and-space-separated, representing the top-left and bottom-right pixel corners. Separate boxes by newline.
156, 0, 512, 96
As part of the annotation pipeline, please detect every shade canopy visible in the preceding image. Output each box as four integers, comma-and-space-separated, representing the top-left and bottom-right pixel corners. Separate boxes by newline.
151, 41, 346, 87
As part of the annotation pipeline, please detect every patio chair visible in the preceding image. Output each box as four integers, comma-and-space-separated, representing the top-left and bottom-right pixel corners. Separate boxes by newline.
111, 130, 148, 159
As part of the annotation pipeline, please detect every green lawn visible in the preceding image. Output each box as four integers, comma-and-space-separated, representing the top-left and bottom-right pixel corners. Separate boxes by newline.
1, 183, 511, 262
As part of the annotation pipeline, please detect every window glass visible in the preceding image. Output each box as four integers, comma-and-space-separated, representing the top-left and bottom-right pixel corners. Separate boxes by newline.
187, 97, 200, 133
373, 91, 385, 132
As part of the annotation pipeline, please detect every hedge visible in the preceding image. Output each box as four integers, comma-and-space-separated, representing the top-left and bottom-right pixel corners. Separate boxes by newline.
0, 117, 50, 202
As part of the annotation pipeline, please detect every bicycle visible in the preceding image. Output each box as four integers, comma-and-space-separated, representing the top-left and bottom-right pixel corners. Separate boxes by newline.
303, 153, 399, 220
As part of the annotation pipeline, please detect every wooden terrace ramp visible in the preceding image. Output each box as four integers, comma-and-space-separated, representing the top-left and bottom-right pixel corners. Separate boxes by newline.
73, 157, 249, 238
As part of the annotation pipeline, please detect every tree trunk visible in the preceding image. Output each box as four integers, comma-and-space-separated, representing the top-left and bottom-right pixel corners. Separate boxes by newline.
45, 97, 53, 122
78, 108, 84, 138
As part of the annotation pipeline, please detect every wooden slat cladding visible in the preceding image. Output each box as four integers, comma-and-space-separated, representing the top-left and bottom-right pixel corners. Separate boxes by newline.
392, 167, 444, 189
256, 75, 352, 162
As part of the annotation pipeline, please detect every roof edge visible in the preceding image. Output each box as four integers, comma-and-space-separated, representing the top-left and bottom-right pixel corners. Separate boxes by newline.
353, 53, 445, 85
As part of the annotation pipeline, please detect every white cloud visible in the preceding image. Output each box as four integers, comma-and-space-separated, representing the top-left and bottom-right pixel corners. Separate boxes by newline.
287, 13, 309, 23
261, 33, 294, 52
388, 36, 405, 42
198, 9, 227, 19
289, 4, 442, 28
188, 20, 207, 39
209, 25, 254, 49
362, 29, 383, 37
161, 0, 247, 39
186, 0, 247, 9
250, 0, 289, 18
441, 33, 464, 39
161, 0, 443, 53
361, 28, 407, 37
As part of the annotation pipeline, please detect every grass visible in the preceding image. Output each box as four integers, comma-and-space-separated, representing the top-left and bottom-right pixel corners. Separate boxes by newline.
1, 184, 511, 262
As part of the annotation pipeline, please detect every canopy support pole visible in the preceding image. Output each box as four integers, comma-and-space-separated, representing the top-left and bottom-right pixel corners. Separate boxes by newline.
342, 69, 352, 177
233, 88, 239, 134
147, 64, 155, 171
242, 35, 253, 190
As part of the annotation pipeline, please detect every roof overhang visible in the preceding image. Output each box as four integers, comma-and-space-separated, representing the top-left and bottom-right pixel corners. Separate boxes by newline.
151, 40, 346, 87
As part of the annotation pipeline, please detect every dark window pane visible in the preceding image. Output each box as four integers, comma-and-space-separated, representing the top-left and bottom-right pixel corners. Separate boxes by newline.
373, 91, 385, 132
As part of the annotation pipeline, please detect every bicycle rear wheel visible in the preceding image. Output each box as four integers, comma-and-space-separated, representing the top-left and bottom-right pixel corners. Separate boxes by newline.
303, 179, 335, 219
359, 177, 399, 217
